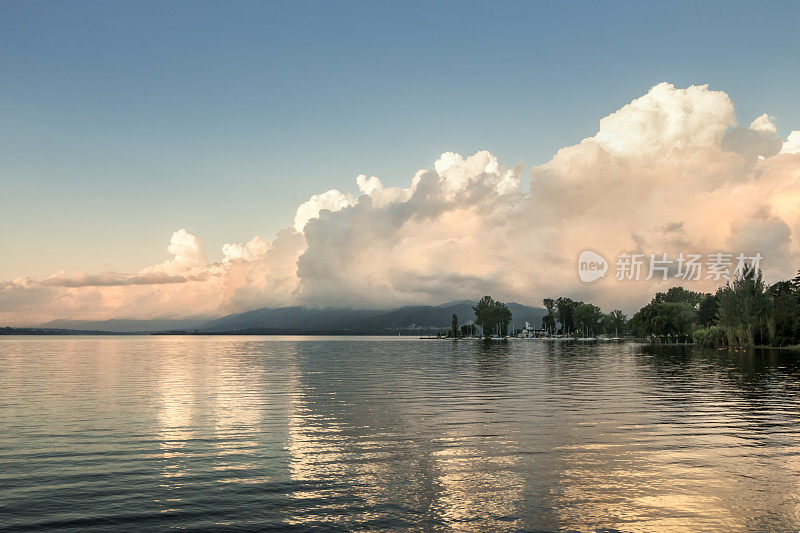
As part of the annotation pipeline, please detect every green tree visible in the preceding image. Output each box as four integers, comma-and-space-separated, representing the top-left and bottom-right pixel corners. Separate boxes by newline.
716, 268, 771, 347
603, 309, 628, 335
631, 301, 695, 337
769, 276, 799, 346
542, 298, 557, 334
541, 314, 556, 334
473, 296, 512, 339
556, 297, 579, 334
653, 286, 705, 308
574, 303, 604, 336
631, 286, 718, 339
696, 293, 718, 327
769, 280, 795, 298
651, 302, 696, 336
451, 314, 459, 338
772, 292, 799, 345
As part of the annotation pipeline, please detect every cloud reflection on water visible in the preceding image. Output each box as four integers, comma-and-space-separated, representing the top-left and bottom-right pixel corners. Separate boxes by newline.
8, 337, 799, 531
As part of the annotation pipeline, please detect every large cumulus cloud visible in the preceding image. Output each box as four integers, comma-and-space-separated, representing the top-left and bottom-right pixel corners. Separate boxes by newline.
2, 82, 799, 325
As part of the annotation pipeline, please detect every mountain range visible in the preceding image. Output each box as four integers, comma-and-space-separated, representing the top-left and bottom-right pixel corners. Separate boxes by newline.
37, 301, 547, 334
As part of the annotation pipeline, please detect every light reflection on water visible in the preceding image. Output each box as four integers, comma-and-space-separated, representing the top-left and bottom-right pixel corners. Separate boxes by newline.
1, 336, 800, 531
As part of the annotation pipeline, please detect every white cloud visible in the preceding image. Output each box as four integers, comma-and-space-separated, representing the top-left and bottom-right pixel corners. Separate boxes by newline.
146, 228, 207, 275
356, 174, 383, 196
293, 189, 355, 232
592, 82, 734, 156
750, 113, 777, 133
2, 82, 799, 324
222, 236, 269, 263
781, 131, 800, 154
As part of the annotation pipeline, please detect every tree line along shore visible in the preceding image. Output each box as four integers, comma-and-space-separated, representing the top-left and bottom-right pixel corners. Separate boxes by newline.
452, 268, 800, 349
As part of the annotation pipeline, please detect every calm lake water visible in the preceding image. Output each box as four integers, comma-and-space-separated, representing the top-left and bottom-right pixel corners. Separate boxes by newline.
2, 336, 800, 532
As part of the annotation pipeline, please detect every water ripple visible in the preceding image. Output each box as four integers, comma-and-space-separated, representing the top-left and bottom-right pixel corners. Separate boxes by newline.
2, 336, 800, 531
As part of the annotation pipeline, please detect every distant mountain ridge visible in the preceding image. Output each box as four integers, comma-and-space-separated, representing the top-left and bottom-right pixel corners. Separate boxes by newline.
36, 301, 547, 334
195, 300, 547, 334
38, 317, 210, 333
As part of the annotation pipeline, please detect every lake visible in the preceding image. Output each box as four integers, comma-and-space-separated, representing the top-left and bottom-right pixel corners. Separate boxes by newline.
1, 336, 800, 531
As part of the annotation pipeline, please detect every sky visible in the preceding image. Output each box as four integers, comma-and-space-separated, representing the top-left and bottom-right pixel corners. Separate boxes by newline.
2, 1, 800, 324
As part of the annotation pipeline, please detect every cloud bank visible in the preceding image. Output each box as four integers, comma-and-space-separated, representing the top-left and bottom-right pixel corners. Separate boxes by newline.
3, 83, 800, 324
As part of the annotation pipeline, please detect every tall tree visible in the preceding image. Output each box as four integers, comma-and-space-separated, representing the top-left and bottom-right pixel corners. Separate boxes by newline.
541, 314, 556, 334
770, 275, 800, 346
542, 298, 556, 334
473, 296, 512, 339
603, 310, 628, 335
451, 314, 459, 338
574, 303, 604, 336
555, 297, 579, 334
716, 268, 771, 346
772, 292, 799, 345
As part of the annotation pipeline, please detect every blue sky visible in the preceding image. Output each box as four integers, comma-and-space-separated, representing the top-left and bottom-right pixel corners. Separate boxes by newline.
2, 0, 799, 280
